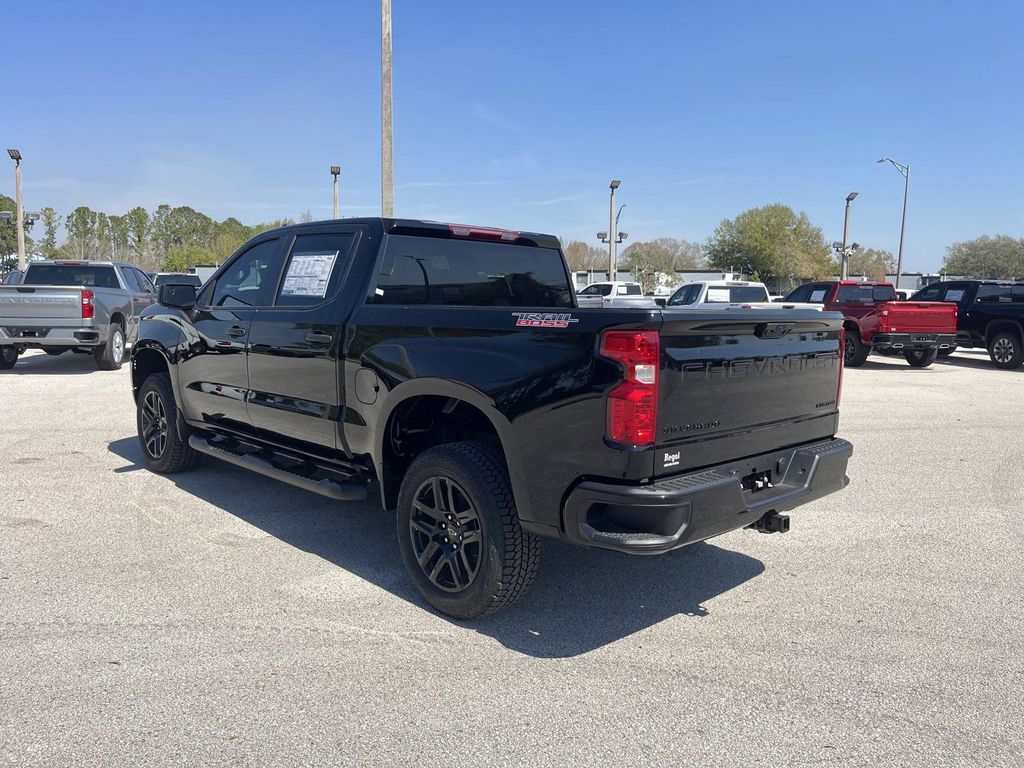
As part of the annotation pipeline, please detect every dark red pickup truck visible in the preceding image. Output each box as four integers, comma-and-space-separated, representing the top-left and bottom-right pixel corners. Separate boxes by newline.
785, 281, 957, 368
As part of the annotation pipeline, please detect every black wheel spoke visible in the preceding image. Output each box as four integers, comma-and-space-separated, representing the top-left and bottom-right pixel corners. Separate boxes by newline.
409, 474, 483, 593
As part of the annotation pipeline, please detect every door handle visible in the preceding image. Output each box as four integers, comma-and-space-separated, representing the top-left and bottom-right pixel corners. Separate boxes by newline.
227, 326, 246, 338
305, 332, 333, 344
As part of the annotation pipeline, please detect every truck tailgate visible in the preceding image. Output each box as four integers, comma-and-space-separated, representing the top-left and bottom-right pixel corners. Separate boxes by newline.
0, 286, 83, 321
655, 310, 843, 476
880, 301, 957, 332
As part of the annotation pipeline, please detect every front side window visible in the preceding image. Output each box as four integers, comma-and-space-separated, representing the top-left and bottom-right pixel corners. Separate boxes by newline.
371, 235, 572, 308
209, 239, 280, 308
121, 267, 143, 292
275, 233, 354, 307
668, 285, 697, 306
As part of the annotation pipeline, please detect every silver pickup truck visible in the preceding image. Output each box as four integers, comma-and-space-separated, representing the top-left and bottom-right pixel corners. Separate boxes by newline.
0, 260, 157, 370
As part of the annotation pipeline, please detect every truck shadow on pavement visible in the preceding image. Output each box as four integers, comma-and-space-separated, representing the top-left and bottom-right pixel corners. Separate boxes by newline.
3, 351, 102, 376
108, 436, 765, 659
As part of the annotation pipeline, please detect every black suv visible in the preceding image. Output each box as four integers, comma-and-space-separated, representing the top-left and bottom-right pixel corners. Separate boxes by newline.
910, 280, 1024, 369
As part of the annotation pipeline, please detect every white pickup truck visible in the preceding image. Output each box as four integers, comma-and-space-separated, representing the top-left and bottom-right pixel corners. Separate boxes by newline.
665, 280, 821, 311
0, 260, 157, 370
575, 281, 659, 308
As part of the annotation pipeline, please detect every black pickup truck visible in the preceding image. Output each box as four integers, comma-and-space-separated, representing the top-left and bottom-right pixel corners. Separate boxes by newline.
910, 280, 1024, 369
131, 218, 852, 618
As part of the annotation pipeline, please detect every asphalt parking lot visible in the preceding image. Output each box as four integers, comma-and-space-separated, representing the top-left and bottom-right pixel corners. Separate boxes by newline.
1, 348, 1021, 767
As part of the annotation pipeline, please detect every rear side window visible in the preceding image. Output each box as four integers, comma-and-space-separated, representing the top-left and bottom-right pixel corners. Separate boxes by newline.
23, 265, 119, 288
275, 233, 355, 307
621, 284, 642, 295
977, 284, 1013, 303
209, 239, 281, 308
667, 284, 698, 306
371, 235, 573, 307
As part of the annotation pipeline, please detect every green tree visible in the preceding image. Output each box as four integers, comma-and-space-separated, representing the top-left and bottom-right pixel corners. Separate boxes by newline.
943, 235, 1024, 279
63, 206, 101, 259
1, 194, 18, 267
163, 244, 211, 272
705, 204, 832, 286
38, 207, 62, 259
844, 247, 896, 281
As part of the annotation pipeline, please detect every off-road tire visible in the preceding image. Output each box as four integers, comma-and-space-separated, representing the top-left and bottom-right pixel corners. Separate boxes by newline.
95, 323, 126, 370
396, 441, 539, 619
904, 348, 938, 368
137, 372, 198, 474
0, 347, 18, 370
988, 331, 1024, 370
844, 330, 870, 367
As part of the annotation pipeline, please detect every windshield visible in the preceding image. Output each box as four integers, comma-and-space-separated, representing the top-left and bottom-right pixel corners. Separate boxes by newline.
23, 264, 120, 288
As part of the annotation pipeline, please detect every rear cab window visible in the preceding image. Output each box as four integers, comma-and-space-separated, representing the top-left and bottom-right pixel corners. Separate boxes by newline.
371, 235, 573, 307
836, 284, 896, 303
23, 264, 120, 288
704, 285, 770, 303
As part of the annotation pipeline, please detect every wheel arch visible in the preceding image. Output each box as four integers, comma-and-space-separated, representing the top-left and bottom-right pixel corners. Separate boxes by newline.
373, 379, 523, 514
985, 319, 1024, 343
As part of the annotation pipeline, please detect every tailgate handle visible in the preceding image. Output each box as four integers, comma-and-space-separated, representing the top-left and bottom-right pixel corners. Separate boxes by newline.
755, 322, 795, 339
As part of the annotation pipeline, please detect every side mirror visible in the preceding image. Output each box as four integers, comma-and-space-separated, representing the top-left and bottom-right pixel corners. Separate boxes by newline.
158, 283, 198, 310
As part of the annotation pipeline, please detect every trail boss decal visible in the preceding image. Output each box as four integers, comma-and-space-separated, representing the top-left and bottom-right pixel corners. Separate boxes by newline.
512, 312, 580, 329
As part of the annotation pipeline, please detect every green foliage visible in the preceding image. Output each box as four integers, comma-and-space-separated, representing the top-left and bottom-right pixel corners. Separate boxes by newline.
164, 244, 211, 273
943, 235, 1024, 279
843, 247, 896, 282
705, 204, 832, 285
0, 193, 17, 267
39, 207, 62, 259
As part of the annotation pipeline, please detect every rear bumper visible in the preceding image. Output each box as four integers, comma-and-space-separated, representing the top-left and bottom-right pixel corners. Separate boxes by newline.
872, 332, 956, 350
0, 325, 105, 347
561, 437, 852, 555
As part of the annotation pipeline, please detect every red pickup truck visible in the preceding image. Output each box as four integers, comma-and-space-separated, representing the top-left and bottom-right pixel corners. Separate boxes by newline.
785, 281, 957, 368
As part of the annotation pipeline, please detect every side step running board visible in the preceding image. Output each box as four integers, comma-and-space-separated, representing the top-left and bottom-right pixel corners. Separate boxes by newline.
188, 435, 367, 501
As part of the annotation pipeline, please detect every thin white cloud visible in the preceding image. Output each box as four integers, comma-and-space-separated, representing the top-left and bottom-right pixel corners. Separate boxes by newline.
514, 194, 586, 207
399, 180, 501, 189
471, 104, 521, 132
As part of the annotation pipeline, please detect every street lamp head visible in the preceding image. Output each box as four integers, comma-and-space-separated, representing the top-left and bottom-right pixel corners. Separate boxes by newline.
7, 149, 22, 162
876, 158, 887, 164
597, 231, 608, 240
618, 232, 629, 241
609, 179, 621, 190
330, 165, 341, 176
846, 191, 859, 202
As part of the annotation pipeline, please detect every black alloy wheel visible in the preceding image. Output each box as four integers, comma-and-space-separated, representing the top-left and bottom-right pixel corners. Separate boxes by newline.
409, 476, 483, 593
140, 389, 169, 460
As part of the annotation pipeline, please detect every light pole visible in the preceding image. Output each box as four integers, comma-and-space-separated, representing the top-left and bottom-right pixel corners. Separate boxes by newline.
877, 157, 909, 290
597, 180, 629, 280
840, 191, 858, 280
7, 149, 25, 271
381, 0, 394, 217
330, 166, 341, 219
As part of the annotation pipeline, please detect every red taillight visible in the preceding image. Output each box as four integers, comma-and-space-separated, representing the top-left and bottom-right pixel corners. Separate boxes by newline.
836, 327, 845, 408
600, 330, 659, 447
82, 289, 95, 319
448, 224, 520, 242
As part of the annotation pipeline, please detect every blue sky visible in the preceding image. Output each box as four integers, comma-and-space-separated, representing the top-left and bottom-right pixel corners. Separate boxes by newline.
3, 0, 1022, 271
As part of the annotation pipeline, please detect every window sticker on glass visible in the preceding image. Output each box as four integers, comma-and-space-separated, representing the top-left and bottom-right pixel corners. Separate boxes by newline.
944, 289, 965, 302
809, 289, 827, 302
706, 288, 731, 302
281, 251, 338, 297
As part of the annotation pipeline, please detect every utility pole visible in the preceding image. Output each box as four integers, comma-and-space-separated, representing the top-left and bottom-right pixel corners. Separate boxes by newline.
840, 191, 858, 280
608, 181, 617, 279
7, 149, 26, 270
877, 158, 910, 291
331, 166, 341, 219
381, 0, 394, 217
